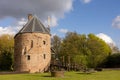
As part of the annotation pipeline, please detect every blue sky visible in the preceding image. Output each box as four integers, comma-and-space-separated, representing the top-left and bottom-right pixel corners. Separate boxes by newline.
53, 0, 119, 34
51, 0, 120, 48
0, 0, 120, 48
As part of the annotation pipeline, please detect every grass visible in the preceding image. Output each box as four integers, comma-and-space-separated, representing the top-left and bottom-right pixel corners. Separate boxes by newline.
0, 70, 120, 80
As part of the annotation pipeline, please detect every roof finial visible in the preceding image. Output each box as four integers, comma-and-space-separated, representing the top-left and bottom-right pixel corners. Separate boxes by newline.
48, 16, 51, 27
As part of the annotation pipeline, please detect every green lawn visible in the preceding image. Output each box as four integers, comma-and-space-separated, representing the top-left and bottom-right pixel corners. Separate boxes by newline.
0, 70, 120, 80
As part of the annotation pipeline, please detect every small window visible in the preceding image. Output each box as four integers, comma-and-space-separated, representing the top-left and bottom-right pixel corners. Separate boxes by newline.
43, 41, 46, 45
31, 40, 33, 48
24, 47, 27, 54
43, 54, 46, 59
27, 55, 30, 60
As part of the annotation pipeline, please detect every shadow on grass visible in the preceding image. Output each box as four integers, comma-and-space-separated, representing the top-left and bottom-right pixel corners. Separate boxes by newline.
76, 72, 93, 75
22, 73, 52, 78
42, 75, 52, 77
24, 74, 66, 78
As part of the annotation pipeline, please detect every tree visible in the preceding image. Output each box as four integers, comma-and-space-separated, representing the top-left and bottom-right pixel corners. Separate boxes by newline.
0, 34, 14, 71
51, 35, 62, 70
73, 55, 88, 70
51, 32, 112, 71
112, 46, 120, 53
102, 53, 120, 68
60, 32, 80, 57
60, 32, 89, 70
60, 32, 112, 69
51, 35, 61, 55
87, 34, 111, 68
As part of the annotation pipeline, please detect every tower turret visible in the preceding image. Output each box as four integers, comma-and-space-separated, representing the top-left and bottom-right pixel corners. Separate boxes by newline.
14, 14, 51, 73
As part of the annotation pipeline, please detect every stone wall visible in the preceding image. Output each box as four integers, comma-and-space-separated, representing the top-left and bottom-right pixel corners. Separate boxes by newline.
14, 33, 51, 73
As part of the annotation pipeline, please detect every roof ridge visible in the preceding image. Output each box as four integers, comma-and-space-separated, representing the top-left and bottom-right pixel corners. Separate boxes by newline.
32, 16, 35, 32
19, 16, 34, 33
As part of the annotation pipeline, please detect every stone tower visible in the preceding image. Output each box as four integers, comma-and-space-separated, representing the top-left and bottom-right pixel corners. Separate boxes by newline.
14, 14, 51, 73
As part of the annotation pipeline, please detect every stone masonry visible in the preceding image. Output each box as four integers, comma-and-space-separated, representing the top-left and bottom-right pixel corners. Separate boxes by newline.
14, 14, 51, 73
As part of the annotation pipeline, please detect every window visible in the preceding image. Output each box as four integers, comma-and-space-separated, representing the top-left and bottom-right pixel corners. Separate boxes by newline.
43, 54, 46, 59
31, 40, 33, 48
43, 41, 46, 45
24, 47, 27, 54
27, 55, 30, 60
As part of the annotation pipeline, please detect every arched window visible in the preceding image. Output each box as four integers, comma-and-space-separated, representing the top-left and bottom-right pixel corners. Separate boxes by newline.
31, 40, 33, 48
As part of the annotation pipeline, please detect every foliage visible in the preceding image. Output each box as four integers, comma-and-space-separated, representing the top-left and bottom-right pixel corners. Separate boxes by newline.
111, 46, 120, 53
87, 34, 111, 68
0, 34, 14, 71
101, 53, 120, 68
73, 55, 88, 70
0, 51, 13, 70
51, 35, 61, 57
57, 32, 111, 69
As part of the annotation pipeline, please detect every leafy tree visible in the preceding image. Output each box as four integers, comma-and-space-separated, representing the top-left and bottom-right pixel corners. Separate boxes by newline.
102, 53, 120, 68
51, 32, 112, 70
0, 34, 14, 71
60, 32, 89, 70
0, 51, 13, 70
60, 32, 80, 57
87, 34, 111, 68
60, 32, 111, 69
112, 46, 120, 53
73, 55, 88, 70
51, 35, 61, 55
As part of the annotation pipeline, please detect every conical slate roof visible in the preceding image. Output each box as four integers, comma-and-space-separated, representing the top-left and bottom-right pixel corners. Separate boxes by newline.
18, 16, 50, 34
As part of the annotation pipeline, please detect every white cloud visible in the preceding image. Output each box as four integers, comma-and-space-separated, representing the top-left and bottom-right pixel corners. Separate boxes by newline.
80, 0, 92, 4
15, 18, 27, 31
0, 18, 27, 35
0, 0, 73, 18
96, 33, 116, 46
112, 16, 120, 29
18, 18, 27, 26
58, 29, 68, 33
0, 0, 73, 27
0, 0, 73, 34
0, 26, 16, 35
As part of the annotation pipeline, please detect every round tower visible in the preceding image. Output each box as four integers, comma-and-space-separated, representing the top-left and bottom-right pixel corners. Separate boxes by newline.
14, 14, 51, 73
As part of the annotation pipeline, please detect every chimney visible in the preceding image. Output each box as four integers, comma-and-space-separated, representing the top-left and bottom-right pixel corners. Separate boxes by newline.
47, 16, 50, 32
28, 14, 33, 20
